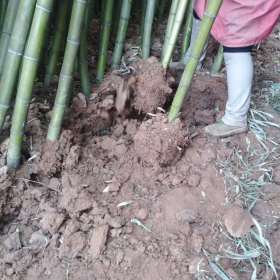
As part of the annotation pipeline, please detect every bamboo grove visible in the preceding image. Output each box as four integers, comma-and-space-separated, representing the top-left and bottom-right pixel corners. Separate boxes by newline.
0, 0, 223, 168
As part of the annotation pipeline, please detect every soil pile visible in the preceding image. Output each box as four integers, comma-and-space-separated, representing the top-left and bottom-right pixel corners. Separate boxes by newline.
96, 57, 174, 114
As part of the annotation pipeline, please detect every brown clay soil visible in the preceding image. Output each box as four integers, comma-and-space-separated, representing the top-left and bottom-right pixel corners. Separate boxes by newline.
0, 26, 280, 280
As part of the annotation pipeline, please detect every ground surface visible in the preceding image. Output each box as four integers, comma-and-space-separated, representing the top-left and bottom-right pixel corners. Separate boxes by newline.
0, 23, 280, 280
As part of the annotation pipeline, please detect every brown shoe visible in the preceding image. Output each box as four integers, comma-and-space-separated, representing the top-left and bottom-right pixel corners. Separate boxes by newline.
204, 121, 248, 137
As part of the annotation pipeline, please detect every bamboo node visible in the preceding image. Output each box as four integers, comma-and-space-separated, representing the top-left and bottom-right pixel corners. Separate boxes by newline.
76, 0, 87, 4
2, 31, 11, 36
23, 55, 38, 63
0, 104, 9, 109
8, 49, 22, 56
67, 38, 80, 46
36, 4, 52, 13
203, 11, 216, 19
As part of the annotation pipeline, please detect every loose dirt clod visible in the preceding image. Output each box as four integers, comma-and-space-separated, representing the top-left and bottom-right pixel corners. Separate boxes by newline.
223, 205, 254, 238
96, 57, 173, 114
131, 57, 173, 113
89, 225, 109, 260
133, 114, 189, 167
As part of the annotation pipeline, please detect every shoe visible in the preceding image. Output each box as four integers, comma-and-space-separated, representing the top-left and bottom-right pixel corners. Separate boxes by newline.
204, 120, 248, 137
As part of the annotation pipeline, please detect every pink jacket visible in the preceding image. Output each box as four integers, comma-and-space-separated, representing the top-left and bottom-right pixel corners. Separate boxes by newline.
195, 0, 280, 47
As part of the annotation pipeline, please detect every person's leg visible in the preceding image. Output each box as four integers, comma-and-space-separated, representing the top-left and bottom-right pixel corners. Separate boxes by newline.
205, 46, 254, 137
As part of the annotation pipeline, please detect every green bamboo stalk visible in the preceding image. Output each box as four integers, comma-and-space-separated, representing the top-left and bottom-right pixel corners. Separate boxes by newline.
141, 0, 156, 59
44, 0, 69, 87
168, 0, 223, 121
96, 0, 114, 82
112, 0, 122, 39
88, 0, 96, 21
158, 0, 168, 21
180, 0, 193, 60
0, 0, 19, 76
0, 1, 8, 31
0, 0, 37, 131
161, 0, 188, 68
140, 0, 147, 43
161, 0, 179, 58
79, 3, 91, 97
112, 0, 133, 68
7, 0, 54, 169
47, 0, 87, 141
210, 44, 224, 75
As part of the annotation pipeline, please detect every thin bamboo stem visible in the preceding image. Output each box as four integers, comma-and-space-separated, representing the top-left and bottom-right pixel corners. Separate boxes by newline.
7, 0, 54, 169
79, 3, 91, 97
210, 44, 224, 75
180, 0, 193, 60
0, 0, 19, 76
47, 0, 87, 141
161, 0, 179, 58
0, 1, 8, 31
141, 0, 156, 59
96, 0, 114, 82
140, 0, 147, 44
162, 0, 188, 68
168, 0, 223, 121
158, 0, 168, 21
44, 0, 69, 87
112, 0, 133, 68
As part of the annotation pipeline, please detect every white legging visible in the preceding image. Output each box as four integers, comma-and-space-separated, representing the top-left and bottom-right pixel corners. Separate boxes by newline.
222, 52, 253, 126
183, 16, 253, 127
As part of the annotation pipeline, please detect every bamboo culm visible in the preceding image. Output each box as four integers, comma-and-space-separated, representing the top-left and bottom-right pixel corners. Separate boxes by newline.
47, 0, 87, 141
7, 0, 54, 169
168, 0, 224, 121
79, 3, 91, 97
210, 44, 224, 75
140, 0, 147, 45
0, 0, 19, 76
96, 0, 114, 82
141, 0, 156, 59
0, 1, 8, 31
181, 0, 193, 60
158, 0, 168, 21
0, 0, 37, 130
44, 0, 69, 87
161, 0, 188, 68
161, 0, 179, 58
112, 0, 133, 68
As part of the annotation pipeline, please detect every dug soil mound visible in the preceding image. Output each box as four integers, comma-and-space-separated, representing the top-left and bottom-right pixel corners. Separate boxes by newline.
96, 57, 174, 114
134, 114, 188, 167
